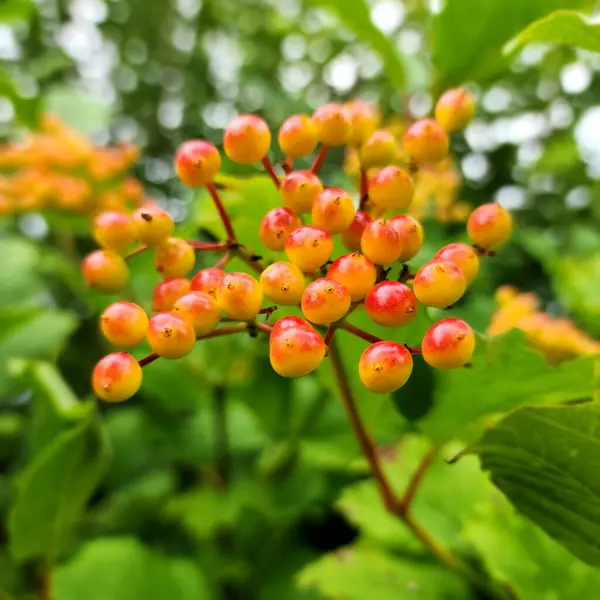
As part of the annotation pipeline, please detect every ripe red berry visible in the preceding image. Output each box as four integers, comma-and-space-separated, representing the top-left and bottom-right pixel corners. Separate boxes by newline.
175, 140, 221, 187
172, 291, 221, 336
389, 215, 424, 262
311, 188, 356, 235
259, 207, 302, 251
403, 119, 449, 165
422, 318, 475, 369
92, 211, 137, 252
280, 170, 323, 213
343, 100, 379, 146
152, 277, 191, 312
260, 261, 306, 305
435, 88, 475, 132
285, 226, 333, 272
278, 114, 318, 158
270, 323, 326, 378
358, 341, 413, 394
82, 249, 129, 293
328, 252, 376, 302
467, 203, 513, 251
359, 130, 397, 168
413, 260, 466, 308
147, 312, 196, 358
190, 267, 225, 299
153, 237, 195, 278
100, 301, 149, 347
224, 114, 271, 164
271, 315, 315, 336
218, 272, 263, 320
365, 281, 418, 327
368, 166, 414, 210
92, 352, 142, 402
361, 218, 402, 265
434, 242, 480, 284
341, 210, 372, 252
133, 205, 174, 246
301, 278, 351, 325
312, 103, 351, 147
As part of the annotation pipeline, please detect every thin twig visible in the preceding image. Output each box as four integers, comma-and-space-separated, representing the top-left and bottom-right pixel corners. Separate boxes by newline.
206, 183, 237, 242
340, 323, 421, 354
188, 240, 229, 251
324, 325, 337, 346
256, 321, 274, 335
232, 244, 266, 274
398, 447, 436, 513
214, 252, 231, 269
359, 168, 369, 211
261, 156, 281, 188
125, 244, 148, 259
281, 157, 293, 174
311, 145, 329, 174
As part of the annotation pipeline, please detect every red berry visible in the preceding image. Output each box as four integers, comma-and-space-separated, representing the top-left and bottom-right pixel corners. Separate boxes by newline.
278, 114, 318, 158
403, 119, 449, 165
312, 103, 351, 147
224, 114, 271, 164
260, 261, 306, 305
413, 260, 466, 308
365, 281, 417, 327
389, 215, 424, 262
133, 205, 174, 246
100, 301, 148, 347
271, 316, 315, 336
82, 249, 129, 293
270, 323, 326, 378
147, 312, 196, 359
422, 318, 475, 369
369, 166, 414, 210
343, 100, 379, 146
175, 140, 221, 187
311, 187, 356, 235
92, 211, 137, 252
359, 130, 397, 168
285, 226, 333, 272
301, 278, 351, 325
152, 277, 191, 312
173, 291, 221, 336
259, 207, 302, 251
280, 170, 323, 213
153, 237, 195, 278
467, 203, 513, 251
341, 210, 372, 252
361, 218, 402, 265
218, 272, 263, 320
328, 252, 376, 302
358, 342, 413, 394
435, 88, 475, 132
92, 352, 142, 402
434, 243, 480, 284
190, 267, 225, 299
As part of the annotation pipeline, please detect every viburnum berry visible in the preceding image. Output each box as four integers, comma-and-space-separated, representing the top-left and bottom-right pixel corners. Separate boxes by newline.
435, 88, 475, 132
285, 226, 333, 272
312, 103, 350, 147
359, 130, 397, 168
389, 214, 424, 262
278, 114, 318, 159
224, 114, 271, 164
358, 341, 413, 394
92, 211, 137, 252
368, 166, 414, 210
343, 100, 378, 146
328, 252, 376, 302
341, 211, 372, 252
422, 318, 475, 369
132, 205, 174, 246
260, 261, 306, 305
153, 237, 195, 278
218, 272, 263, 320
403, 119, 449, 165
175, 140, 221, 187
152, 277, 191, 312
259, 207, 302, 251
271, 315, 315, 335
413, 260, 466, 308
467, 203, 513, 251
365, 281, 418, 327
147, 312, 196, 359
280, 170, 323, 213
270, 320, 326, 377
361, 218, 402, 265
301, 278, 351, 325
434, 242, 480, 284
190, 267, 225, 299
311, 188, 356, 235
92, 352, 142, 402
82, 249, 129, 293
100, 301, 149, 347
172, 291, 221, 336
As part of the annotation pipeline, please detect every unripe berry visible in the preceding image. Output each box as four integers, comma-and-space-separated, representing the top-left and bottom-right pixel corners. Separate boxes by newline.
365, 281, 417, 327
224, 114, 271, 164
328, 252, 376, 302
311, 188, 356, 235
403, 119, 449, 165
301, 278, 351, 325
173, 291, 221, 336
175, 140, 221, 186
389, 215, 424, 262
359, 130, 397, 168
361, 219, 402, 265
260, 261, 306, 305
368, 166, 414, 210
358, 342, 413, 394
133, 205, 174, 246
278, 114, 318, 158
82, 249, 129, 293
280, 170, 323, 213
343, 100, 379, 146
152, 277, 191, 312
190, 267, 225, 299
422, 318, 475, 369
341, 210, 372, 252
467, 203, 513, 251
434, 243, 479, 284
413, 260, 466, 308
219, 272, 263, 320
100, 301, 149, 347
270, 324, 326, 377
92, 211, 137, 252
434, 88, 475, 132
147, 312, 196, 359
259, 207, 302, 251
272, 315, 315, 336
154, 237, 195, 278
312, 103, 350, 146
92, 352, 142, 402
285, 226, 333, 272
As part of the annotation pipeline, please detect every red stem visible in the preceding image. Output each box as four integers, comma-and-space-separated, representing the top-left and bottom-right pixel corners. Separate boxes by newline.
341, 323, 421, 354
281, 157, 293, 174
206, 183, 237, 242
256, 321, 273, 335
324, 325, 337, 346
399, 447, 436, 512
311, 145, 329, 174
214, 252, 231, 269
125, 244, 148, 259
261, 157, 281, 188
359, 168, 369, 210
188, 240, 229, 251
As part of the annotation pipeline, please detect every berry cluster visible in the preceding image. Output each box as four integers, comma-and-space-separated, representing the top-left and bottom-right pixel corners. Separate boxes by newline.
88, 89, 514, 403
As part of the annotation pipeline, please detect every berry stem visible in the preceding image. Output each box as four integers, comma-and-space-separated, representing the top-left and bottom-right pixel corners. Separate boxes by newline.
232, 244, 266, 274
139, 353, 160, 367
281, 157, 293, 174
359, 168, 369, 211
341, 323, 421, 354
206, 183, 237, 242
214, 251, 231, 269
261, 156, 281, 188
324, 325, 337, 346
311, 145, 329, 174
188, 240, 229, 251
256, 321, 274, 335
125, 244, 148, 259
398, 446, 436, 513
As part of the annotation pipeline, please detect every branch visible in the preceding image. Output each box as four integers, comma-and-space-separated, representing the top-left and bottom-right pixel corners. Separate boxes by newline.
206, 183, 237, 242
398, 447, 436, 513
261, 156, 281, 188
311, 145, 329, 174
188, 240, 228, 251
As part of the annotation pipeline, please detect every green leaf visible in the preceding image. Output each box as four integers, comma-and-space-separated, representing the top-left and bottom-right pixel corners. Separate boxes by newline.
0, 0, 32, 22
469, 403, 600, 567
53, 537, 211, 600
0, 67, 39, 126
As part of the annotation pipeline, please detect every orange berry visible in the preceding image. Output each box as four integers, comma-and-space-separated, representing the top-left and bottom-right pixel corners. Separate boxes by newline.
133, 205, 174, 246
92, 211, 137, 252
218, 272, 263, 320
434, 88, 475, 132
147, 312, 196, 358
341, 210, 372, 252
328, 252, 376, 302
278, 114, 318, 158
152, 277, 191, 312
361, 218, 402, 265
259, 207, 302, 251
343, 100, 379, 146
260, 261, 306, 305
82, 249, 129, 293
301, 278, 351, 325
365, 281, 417, 327
224, 114, 271, 164
368, 166, 414, 210
422, 318, 475, 369
175, 140, 221, 186
100, 301, 149, 347
389, 215, 424, 262
285, 226, 333, 272
92, 352, 142, 402
153, 237, 195, 278
434, 243, 480, 284
173, 291, 221, 336
358, 342, 413, 394
467, 203, 513, 251
272, 316, 315, 336
413, 260, 466, 308
359, 130, 397, 168
403, 119, 449, 165
312, 103, 351, 146
270, 323, 326, 377
190, 267, 225, 299
280, 170, 323, 213
311, 187, 356, 235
